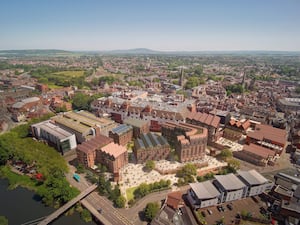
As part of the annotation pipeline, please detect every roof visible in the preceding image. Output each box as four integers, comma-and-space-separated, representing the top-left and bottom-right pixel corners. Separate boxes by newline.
111, 124, 132, 135
243, 143, 276, 159
166, 191, 183, 209
187, 112, 220, 128
123, 117, 149, 128
215, 173, 246, 191
237, 170, 268, 186
77, 135, 113, 154
190, 181, 220, 199
135, 132, 169, 149
32, 120, 74, 140
101, 142, 127, 159
247, 124, 287, 145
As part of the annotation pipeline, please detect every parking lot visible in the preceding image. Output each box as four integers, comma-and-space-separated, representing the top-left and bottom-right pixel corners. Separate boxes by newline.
196, 196, 269, 225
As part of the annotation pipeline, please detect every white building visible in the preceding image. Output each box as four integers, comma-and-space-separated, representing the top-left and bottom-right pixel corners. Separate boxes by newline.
31, 120, 77, 154
237, 170, 273, 196
213, 174, 247, 203
187, 181, 220, 209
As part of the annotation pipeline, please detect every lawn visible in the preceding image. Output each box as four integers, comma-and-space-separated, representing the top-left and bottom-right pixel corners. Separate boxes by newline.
52, 70, 84, 77
47, 83, 64, 89
126, 186, 138, 202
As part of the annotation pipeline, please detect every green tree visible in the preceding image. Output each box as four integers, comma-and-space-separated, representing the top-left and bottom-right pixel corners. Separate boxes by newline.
0, 216, 8, 225
134, 182, 149, 199
115, 195, 126, 208
80, 209, 92, 222
72, 93, 91, 110
144, 202, 160, 221
185, 76, 205, 89
219, 149, 233, 159
194, 65, 203, 76
176, 163, 197, 177
227, 158, 240, 173
145, 160, 155, 171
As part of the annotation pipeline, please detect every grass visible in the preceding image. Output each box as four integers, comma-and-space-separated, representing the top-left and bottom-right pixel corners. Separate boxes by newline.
52, 70, 84, 77
47, 83, 64, 89
126, 186, 138, 202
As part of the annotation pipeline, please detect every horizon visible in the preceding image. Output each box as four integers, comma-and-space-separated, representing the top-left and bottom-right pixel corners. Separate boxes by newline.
1, 0, 300, 51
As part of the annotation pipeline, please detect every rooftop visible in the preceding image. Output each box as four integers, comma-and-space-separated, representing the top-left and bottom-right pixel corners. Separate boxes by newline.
123, 117, 149, 127
187, 112, 220, 128
243, 143, 276, 159
77, 135, 113, 154
135, 132, 169, 149
237, 170, 268, 186
215, 173, 246, 191
101, 142, 127, 159
111, 124, 132, 135
190, 181, 220, 199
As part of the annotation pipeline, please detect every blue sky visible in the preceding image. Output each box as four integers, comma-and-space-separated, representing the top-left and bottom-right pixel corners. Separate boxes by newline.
0, 0, 300, 51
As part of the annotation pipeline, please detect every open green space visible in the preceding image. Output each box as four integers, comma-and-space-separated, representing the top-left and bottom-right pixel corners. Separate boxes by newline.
52, 70, 85, 77
126, 186, 138, 202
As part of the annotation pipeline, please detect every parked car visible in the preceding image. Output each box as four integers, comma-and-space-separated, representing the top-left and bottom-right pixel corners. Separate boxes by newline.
227, 204, 233, 210
207, 209, 213, 215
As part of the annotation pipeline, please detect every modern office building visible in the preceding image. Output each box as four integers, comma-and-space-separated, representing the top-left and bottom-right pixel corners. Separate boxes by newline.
31, 120, 77, 154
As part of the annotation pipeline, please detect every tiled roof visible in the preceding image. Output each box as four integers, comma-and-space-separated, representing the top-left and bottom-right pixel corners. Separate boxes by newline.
77, 135, 113, 154
101, 142, 127, 158
187, 112, 220, 128
243, 143, 276, 159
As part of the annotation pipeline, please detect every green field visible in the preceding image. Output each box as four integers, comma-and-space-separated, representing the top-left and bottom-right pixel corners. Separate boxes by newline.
126, 186, 138, 201
52, 70, 84, 77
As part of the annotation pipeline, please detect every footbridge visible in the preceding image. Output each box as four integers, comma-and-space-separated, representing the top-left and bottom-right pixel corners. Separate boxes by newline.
37, 183, 98, 225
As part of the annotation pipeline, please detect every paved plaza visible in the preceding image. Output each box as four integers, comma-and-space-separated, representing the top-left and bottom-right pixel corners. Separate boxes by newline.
118, 155, 227, 196
216, 137, 243, 151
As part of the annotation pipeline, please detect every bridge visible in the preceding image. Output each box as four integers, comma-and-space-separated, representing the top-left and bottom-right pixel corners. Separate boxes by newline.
37, 184, 98, 225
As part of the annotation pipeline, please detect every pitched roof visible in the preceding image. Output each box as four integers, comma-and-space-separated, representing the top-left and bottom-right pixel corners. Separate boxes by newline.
187, 112, 220, 128
237, 170, 268, 185
215, 173, 246, 191
77, 135, 113, 154
190, 181, 220, 199
243, 143, 276, 159
166, 191, 183, 209
101, 142, 127, 159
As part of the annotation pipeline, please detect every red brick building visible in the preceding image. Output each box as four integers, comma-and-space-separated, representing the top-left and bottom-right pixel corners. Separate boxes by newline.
109, 124, 133, 146
161, 122, 208, 162
134, 133, 170, 163
123, 117, 150, 138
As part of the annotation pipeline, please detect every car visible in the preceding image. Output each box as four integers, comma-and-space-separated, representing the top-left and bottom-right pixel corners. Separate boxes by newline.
207, 209, 213, 215
201, 211, 206, 217
97, 208, 102, 214
227, 204, 233, 211
221, 205, 225, 212
217, 205, 222, 212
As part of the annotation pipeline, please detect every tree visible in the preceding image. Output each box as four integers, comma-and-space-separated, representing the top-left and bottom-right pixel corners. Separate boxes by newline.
227, 159, 240, 173
176, 163, 197, 177
134, 182, 150, 199
72, 93, 91, 110
80, 209, 92, 222
145, 160, 155, 171
144, 202, 160, 221
115, 195, 126, 208
0, 216, 8, 225
194, 65, 203, 76
219, 149, 233, 159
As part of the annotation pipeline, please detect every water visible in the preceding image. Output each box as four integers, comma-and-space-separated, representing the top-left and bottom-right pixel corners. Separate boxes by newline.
0, 179, 97, 225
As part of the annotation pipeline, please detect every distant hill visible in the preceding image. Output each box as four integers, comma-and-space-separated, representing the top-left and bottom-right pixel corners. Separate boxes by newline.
1, 48, 300, 57
0, 49, 75, 57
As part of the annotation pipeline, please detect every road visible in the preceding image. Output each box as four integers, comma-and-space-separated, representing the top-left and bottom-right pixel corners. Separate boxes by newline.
64, 155, 133, 225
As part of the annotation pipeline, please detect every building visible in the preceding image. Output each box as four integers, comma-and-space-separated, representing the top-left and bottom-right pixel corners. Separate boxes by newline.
161, 122, 208, 162
97, 142, 128, 181
277, 98, 300, 113
123, 117, 150, 138
213, 173, 247, 203
91, 92, 193, 132
109, 124, 133, 146
52, 110, 116, 143
9, 97, 41, 117
233, 143, 277, 166
246, 124, 287, 155
237, 170, 273, 196
31, 120, 77, 154
226, 118, 251, 134
187, 181, 220, 209
187, 170, 273, 209
186, 112, 221, 143
76, 135, 127, 181
134, 133, 170, 163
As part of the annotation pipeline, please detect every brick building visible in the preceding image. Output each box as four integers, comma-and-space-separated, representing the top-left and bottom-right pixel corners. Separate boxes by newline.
109, 124, 133, 146
134, 133, 170, 163
161, 122, 208, 162
123, 117, 150, 138
186, 112, 220, 143
76, 135, 127, 181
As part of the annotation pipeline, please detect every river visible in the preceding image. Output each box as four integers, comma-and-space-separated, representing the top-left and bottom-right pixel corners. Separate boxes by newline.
0, 179, 97, 225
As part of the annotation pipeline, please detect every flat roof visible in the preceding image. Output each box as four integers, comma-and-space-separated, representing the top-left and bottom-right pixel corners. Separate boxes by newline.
215, 173, 246, 191
237, 170, 268, 186
190, 181, 220, 199
123, 117, 149, 127
52, 116, 90, 133
32, 120, 74, 139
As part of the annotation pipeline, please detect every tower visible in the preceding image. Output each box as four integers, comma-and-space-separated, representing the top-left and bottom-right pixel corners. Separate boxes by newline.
179, 66, 184, 87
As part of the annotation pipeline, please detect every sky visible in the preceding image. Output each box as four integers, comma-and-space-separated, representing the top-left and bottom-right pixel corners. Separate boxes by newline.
0, 0, 300, 51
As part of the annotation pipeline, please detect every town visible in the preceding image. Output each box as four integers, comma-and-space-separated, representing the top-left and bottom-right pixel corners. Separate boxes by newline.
0, 50, 300, 225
